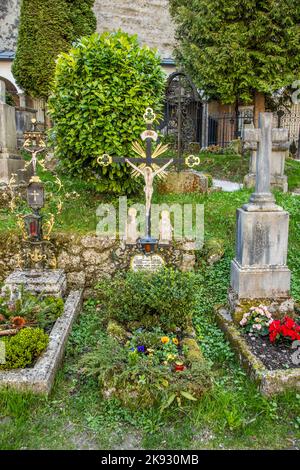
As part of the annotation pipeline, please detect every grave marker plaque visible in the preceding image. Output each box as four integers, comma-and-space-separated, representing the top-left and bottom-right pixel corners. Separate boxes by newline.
131, 254, 165, 273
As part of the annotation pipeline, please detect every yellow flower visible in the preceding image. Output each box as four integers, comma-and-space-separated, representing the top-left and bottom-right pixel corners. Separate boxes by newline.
172, 338, 179, 345
161, 336, 170, 344
147, 348, 154, 357
167, 354, 176, 361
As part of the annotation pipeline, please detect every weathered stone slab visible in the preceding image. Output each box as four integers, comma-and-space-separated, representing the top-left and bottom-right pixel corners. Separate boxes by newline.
157, 170, 208, 194
231, 261, 291, 299
0, 235, 196, 297
2, 269, 67, 298
235, 208, 289, 267
0, 290, 83, 394
215, 307, 300, 396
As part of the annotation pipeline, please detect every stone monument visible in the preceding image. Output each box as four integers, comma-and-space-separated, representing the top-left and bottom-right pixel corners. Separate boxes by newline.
243, 124, 290, 193
231, 113, 291, 300
0, 80, 27, 186
157, 169, 208, 195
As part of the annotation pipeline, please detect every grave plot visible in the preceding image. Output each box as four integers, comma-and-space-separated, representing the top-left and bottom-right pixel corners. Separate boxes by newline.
215, 113, 300, 395
0, 121, 83, 394
78, 269, 212, 411
0, 287, 82, 394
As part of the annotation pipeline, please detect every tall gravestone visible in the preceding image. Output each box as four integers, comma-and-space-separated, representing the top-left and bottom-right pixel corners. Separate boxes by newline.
231, 113, 291, 300
0, 80, 26, 185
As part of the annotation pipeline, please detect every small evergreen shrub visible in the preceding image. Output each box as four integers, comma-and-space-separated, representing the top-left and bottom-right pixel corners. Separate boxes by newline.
96, 268, 196, 330
48, 31, 166, 194
0, 328, 49, 370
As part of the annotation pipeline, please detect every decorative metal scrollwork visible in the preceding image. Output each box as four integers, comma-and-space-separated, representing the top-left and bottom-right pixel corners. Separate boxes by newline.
185, 154, 200, 168
97, 154, 113, 167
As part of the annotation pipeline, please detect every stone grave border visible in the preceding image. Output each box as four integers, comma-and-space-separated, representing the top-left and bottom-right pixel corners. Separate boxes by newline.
215, 307, 300, 396
0, 289, 83, 394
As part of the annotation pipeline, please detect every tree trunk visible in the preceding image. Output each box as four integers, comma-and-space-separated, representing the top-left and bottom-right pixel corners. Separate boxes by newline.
234, 98, 239, 139
254, 91, 266, 127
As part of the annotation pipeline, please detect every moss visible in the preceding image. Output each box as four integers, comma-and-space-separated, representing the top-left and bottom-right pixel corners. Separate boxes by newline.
203, 173, 213, 188
204, 238, 225, 265
182, 338, 205, 364
232, 299, 272, 325
107, 321, 128, 343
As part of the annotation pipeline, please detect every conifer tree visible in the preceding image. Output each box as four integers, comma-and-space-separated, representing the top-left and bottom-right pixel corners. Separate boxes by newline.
169, 0, 300, 124
12, 0, 96, 99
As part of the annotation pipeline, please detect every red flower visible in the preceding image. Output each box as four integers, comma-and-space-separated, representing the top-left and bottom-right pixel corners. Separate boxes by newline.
11, 316, 26, 328
284, 317, 296, 329
269, 316, 300, 343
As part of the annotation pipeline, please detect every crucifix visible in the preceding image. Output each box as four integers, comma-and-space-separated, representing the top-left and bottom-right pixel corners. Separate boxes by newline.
97, 108, 200, 253
23, 118, 47, 176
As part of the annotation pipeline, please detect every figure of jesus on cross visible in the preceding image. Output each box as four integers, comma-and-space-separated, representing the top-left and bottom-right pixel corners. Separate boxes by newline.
125, 159, 174, 237
97, 107, 200, 253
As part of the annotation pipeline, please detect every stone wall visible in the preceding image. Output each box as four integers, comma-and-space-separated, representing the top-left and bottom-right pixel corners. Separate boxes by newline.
0, 0, 20, 51
93, 0, 175, 59
0, 232, 196, 298
0, 1, 175, 60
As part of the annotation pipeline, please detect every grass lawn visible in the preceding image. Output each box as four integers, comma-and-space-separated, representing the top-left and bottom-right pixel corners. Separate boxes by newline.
195, 152, 300, 191
0, 174, 299, 449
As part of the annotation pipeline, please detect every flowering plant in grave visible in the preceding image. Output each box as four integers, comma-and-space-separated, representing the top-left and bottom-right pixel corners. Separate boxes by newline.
126, 328, 184, 370
269, 317, 300, 344
239, 305, 273, 337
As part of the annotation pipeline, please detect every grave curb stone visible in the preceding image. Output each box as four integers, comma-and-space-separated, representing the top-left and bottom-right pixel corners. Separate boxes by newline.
215, 306, 300, 396
0, 289, 83, 395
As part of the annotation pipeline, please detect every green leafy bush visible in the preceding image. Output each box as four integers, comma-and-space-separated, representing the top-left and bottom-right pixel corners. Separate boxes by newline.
0, 328, 49, 370
96, 268, 196, 330
48, 31, 166, 194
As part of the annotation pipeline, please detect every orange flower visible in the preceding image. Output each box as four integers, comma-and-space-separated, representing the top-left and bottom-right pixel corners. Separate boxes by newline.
11, 316, 26, 328
0, 314, 5, 323
172, 338, 179, 345
161, 336, 170, 344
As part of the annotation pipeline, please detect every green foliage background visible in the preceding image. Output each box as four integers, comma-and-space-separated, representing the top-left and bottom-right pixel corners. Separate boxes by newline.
169, 0, 300, 103
12, 0, 96, 98
48, 32, 166, 194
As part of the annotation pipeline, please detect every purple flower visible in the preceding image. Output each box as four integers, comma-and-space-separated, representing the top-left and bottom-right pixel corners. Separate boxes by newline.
137, 345, 145, 353
129, 347, 135, 352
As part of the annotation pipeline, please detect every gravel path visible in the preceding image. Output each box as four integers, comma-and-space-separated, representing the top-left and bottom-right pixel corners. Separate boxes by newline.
213, 179, 243, 192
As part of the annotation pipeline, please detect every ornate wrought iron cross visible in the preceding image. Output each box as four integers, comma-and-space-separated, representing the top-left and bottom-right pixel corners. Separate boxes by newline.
97, 108, 200, 253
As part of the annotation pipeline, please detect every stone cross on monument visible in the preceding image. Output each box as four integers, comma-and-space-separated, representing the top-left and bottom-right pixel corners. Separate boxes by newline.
246, 113, 277, 209
243, 114, 289, 194
231, 112, 291, 300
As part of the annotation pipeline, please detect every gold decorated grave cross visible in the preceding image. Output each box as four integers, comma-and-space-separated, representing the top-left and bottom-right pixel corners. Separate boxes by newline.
97, 108, 200, 245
